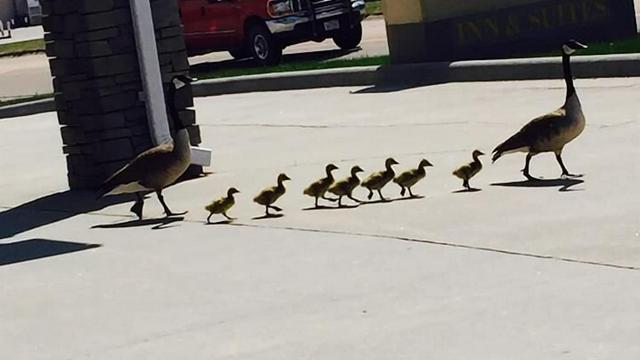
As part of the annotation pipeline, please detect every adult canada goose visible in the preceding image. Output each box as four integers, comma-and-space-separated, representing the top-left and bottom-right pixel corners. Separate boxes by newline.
492, 40, 588, 180
453, 150, 484, 190
254, 173, 291, 216
98, 75, 193, 219
394, 159, 433, 197
205, 187, 240, 223
303, 163, 339, 208
328, 165, 364, 207
361, 158, 399, 201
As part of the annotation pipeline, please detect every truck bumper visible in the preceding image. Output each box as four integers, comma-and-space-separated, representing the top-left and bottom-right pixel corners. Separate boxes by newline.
266, 1, 365, 36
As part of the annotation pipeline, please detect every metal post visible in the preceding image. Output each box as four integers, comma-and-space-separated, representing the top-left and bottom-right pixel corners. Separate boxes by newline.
129, 0, 211, 167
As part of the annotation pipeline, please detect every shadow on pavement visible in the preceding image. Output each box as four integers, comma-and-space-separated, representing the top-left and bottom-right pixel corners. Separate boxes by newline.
191, 48, 360, 75
491, 178, 584, 192
0, 191, 134, 240
252, 213, 284, 220
0, 239, 101, 266
92, 217, 184, 230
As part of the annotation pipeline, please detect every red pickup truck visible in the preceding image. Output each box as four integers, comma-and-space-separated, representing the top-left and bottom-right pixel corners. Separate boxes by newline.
178, 0, 366, 65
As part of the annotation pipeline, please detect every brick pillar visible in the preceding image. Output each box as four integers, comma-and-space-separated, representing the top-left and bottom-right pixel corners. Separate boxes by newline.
41, 0, 202, 189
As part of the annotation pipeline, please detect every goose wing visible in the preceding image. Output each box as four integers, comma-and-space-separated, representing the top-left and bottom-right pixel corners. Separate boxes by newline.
493, 108, 566, 161
99, 143, 174, 196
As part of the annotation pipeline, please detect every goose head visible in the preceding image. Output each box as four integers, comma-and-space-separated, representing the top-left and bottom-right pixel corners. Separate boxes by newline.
472, 150, 485, 159
562, 40, 588, 56
227, 187, 240, 196
325, 163, 339, 174
418, 159, 434, 168
277, 173, 291, 183
385, 158, 399, 168
351, 165, 364, 176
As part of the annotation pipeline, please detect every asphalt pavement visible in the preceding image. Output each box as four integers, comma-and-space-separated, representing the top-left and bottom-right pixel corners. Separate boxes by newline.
1, 77, 640, 359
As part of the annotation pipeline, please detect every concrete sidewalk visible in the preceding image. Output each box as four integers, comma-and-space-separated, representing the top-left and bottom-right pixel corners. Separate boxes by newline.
1, 78, 640, 359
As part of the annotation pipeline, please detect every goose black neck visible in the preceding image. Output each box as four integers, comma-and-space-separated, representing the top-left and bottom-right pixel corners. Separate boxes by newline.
563, 53, 576, 99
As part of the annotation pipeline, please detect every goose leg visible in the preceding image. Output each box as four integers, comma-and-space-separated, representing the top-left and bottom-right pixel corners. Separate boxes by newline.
400, 186, 406, 197
156, 190, 187, 217
131, 193, 144, 219
206, 213, 213, 224
337, 196, 343, 208
264, 205, 270, 216
223, 212, 234, 221
377, 189, 388, 202
555, 151, 582, 178
348, 194, 361, 203
314, 196, 319, 208
463, 179, 469, 190
367, 188, 373, 200
270, 205, 282, 212
408, 187, 415, 198
523, 153, 541, 181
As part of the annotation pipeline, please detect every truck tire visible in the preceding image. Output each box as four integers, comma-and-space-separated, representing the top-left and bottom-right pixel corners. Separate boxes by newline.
333, 21, 363, 50
247, 24, 282, 66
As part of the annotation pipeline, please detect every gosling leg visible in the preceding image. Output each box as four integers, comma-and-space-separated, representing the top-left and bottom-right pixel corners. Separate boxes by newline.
348, 195, 361, 203
157, 190, 187, 217
366, 188, 373, 200
206, 212, 213, 224
223, 212, 234, 221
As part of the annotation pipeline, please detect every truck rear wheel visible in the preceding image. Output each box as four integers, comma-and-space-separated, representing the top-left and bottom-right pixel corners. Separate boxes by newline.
247, 24, 282, 66
333, 21, 362, 50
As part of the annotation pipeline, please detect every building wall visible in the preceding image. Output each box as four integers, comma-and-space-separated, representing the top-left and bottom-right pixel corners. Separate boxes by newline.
0, 0, 16, 22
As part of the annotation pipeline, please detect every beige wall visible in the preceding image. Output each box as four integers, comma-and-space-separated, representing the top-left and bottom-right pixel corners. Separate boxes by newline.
383, 0, 546, 25
382, 0, 425, 25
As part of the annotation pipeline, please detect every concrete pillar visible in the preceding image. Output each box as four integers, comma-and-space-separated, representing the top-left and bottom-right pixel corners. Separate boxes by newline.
383, 0, 637, 63
41, 0, 202, 189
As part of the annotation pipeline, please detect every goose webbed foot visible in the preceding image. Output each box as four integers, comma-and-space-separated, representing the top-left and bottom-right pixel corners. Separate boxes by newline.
156, 190, 186, 218
561, 172, 583, 179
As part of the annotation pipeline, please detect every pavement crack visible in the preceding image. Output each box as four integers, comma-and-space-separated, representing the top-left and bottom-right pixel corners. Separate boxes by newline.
224, 223, 640, 272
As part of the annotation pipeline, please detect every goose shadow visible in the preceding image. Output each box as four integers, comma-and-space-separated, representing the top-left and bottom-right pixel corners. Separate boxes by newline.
491, 178, 584, 192
252, 213, 284, 220
393, 195, 426, 201
92, 217, 184, 229
302, 204, 360, 211
361, 198, 394, 205
205, 219, 234, 225
452, 188, 482, 193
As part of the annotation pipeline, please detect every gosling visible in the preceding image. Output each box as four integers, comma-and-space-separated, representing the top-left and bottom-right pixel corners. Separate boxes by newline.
361, 157, 399, 201
328, 165, 364, 207
205, 187, 240, 223
254, 173, 291, 216
394, 159, 433, 197
303, 163, 339, 208
452, 150, 484, 190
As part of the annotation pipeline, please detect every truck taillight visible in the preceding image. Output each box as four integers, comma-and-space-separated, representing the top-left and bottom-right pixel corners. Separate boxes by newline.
267, 0, 294, 18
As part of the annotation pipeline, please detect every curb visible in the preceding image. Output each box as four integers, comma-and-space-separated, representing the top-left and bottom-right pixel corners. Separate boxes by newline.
0, 98, 56, 119
2, 53, 639, 119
